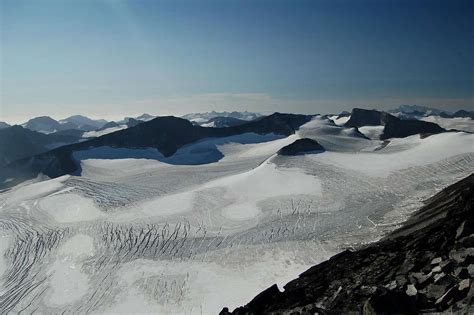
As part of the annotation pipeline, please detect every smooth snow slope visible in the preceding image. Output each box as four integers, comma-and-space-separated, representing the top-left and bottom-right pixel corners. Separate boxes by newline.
0, 116, 473, 314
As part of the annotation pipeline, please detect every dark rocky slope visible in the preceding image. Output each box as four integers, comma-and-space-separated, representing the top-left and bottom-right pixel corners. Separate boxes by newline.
0, 125, 82, 167
222, 174, 474, 314
277, 138, 325, 156
345, 108, 445, 140
0, 121, 10, 129
0, 113, 311, 189
97, 121, 120, 131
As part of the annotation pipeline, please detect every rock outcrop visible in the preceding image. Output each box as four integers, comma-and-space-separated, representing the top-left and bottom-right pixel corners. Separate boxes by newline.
221, 173, 474, 314
277, 138, 325, 156
345, 108, 445, 140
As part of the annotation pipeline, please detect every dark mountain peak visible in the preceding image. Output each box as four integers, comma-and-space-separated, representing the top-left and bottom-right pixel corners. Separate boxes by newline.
345, 108, 445, 140
0, 113, 312, 188
7, 124, 26, 132
345, 108, 397, 128
253, 112, 311, 131
28, 115, 56, 121
59, 115, 107, 130
136, 113, 155, 121
0, 125, 82, 168
277, 138, 325, 156
22, 116, 63, 133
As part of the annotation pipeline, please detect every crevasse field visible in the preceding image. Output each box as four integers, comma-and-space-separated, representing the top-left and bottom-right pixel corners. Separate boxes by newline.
1, 116, 473, 314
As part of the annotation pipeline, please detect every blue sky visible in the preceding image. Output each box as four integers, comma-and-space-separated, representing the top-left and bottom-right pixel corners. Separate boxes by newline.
1, 0, 473, 123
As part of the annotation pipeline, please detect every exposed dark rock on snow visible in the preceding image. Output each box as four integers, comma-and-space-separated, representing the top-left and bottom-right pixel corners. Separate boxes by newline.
0, 113, 311, 189
277, 138, 325, 156
221, 173, 474, 314
345, 108, 445, 140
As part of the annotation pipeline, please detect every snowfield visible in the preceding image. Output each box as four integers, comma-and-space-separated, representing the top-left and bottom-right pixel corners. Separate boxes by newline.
0, 116, 473, 314
82, 125, 128, 138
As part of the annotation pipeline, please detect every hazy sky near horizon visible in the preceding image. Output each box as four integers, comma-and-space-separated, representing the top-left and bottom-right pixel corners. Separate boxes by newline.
1, 0, 473, 123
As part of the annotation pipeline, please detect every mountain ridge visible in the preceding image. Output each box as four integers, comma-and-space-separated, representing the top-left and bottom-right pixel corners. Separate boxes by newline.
345, 108, 446, 139
0, 113, 311, 189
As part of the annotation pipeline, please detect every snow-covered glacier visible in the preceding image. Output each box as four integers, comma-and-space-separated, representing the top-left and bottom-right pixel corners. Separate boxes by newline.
1, 117, 473, 314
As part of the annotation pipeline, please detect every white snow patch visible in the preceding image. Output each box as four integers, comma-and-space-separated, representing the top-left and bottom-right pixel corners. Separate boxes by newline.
83, 125, 127, 138
297, 116, 373, 152
46, 234, 94, 307
311, 132, 474, 177
102, 243, 329, 314
115, 161, 321, 224
359, 125, 385, 140
0, 235, 11, 280
201, 121, 216, 127
39, 193, 105, 223
329, 115, 350, 126
5, 175, 69, 205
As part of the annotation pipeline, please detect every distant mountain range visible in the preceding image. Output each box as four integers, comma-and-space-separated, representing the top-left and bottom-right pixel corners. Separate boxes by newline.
389, 105, 445, 116
8, 108, 471, 136
59, 115, 108, 130
201, 116, 249, 128
1, 108, 472, 189
0, 113, 310, 188
181, 111, 262, 125
12, 113, 157, 135
21, 115, 107, 133
389, 105, 474, 120
439, 110, 474, 119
